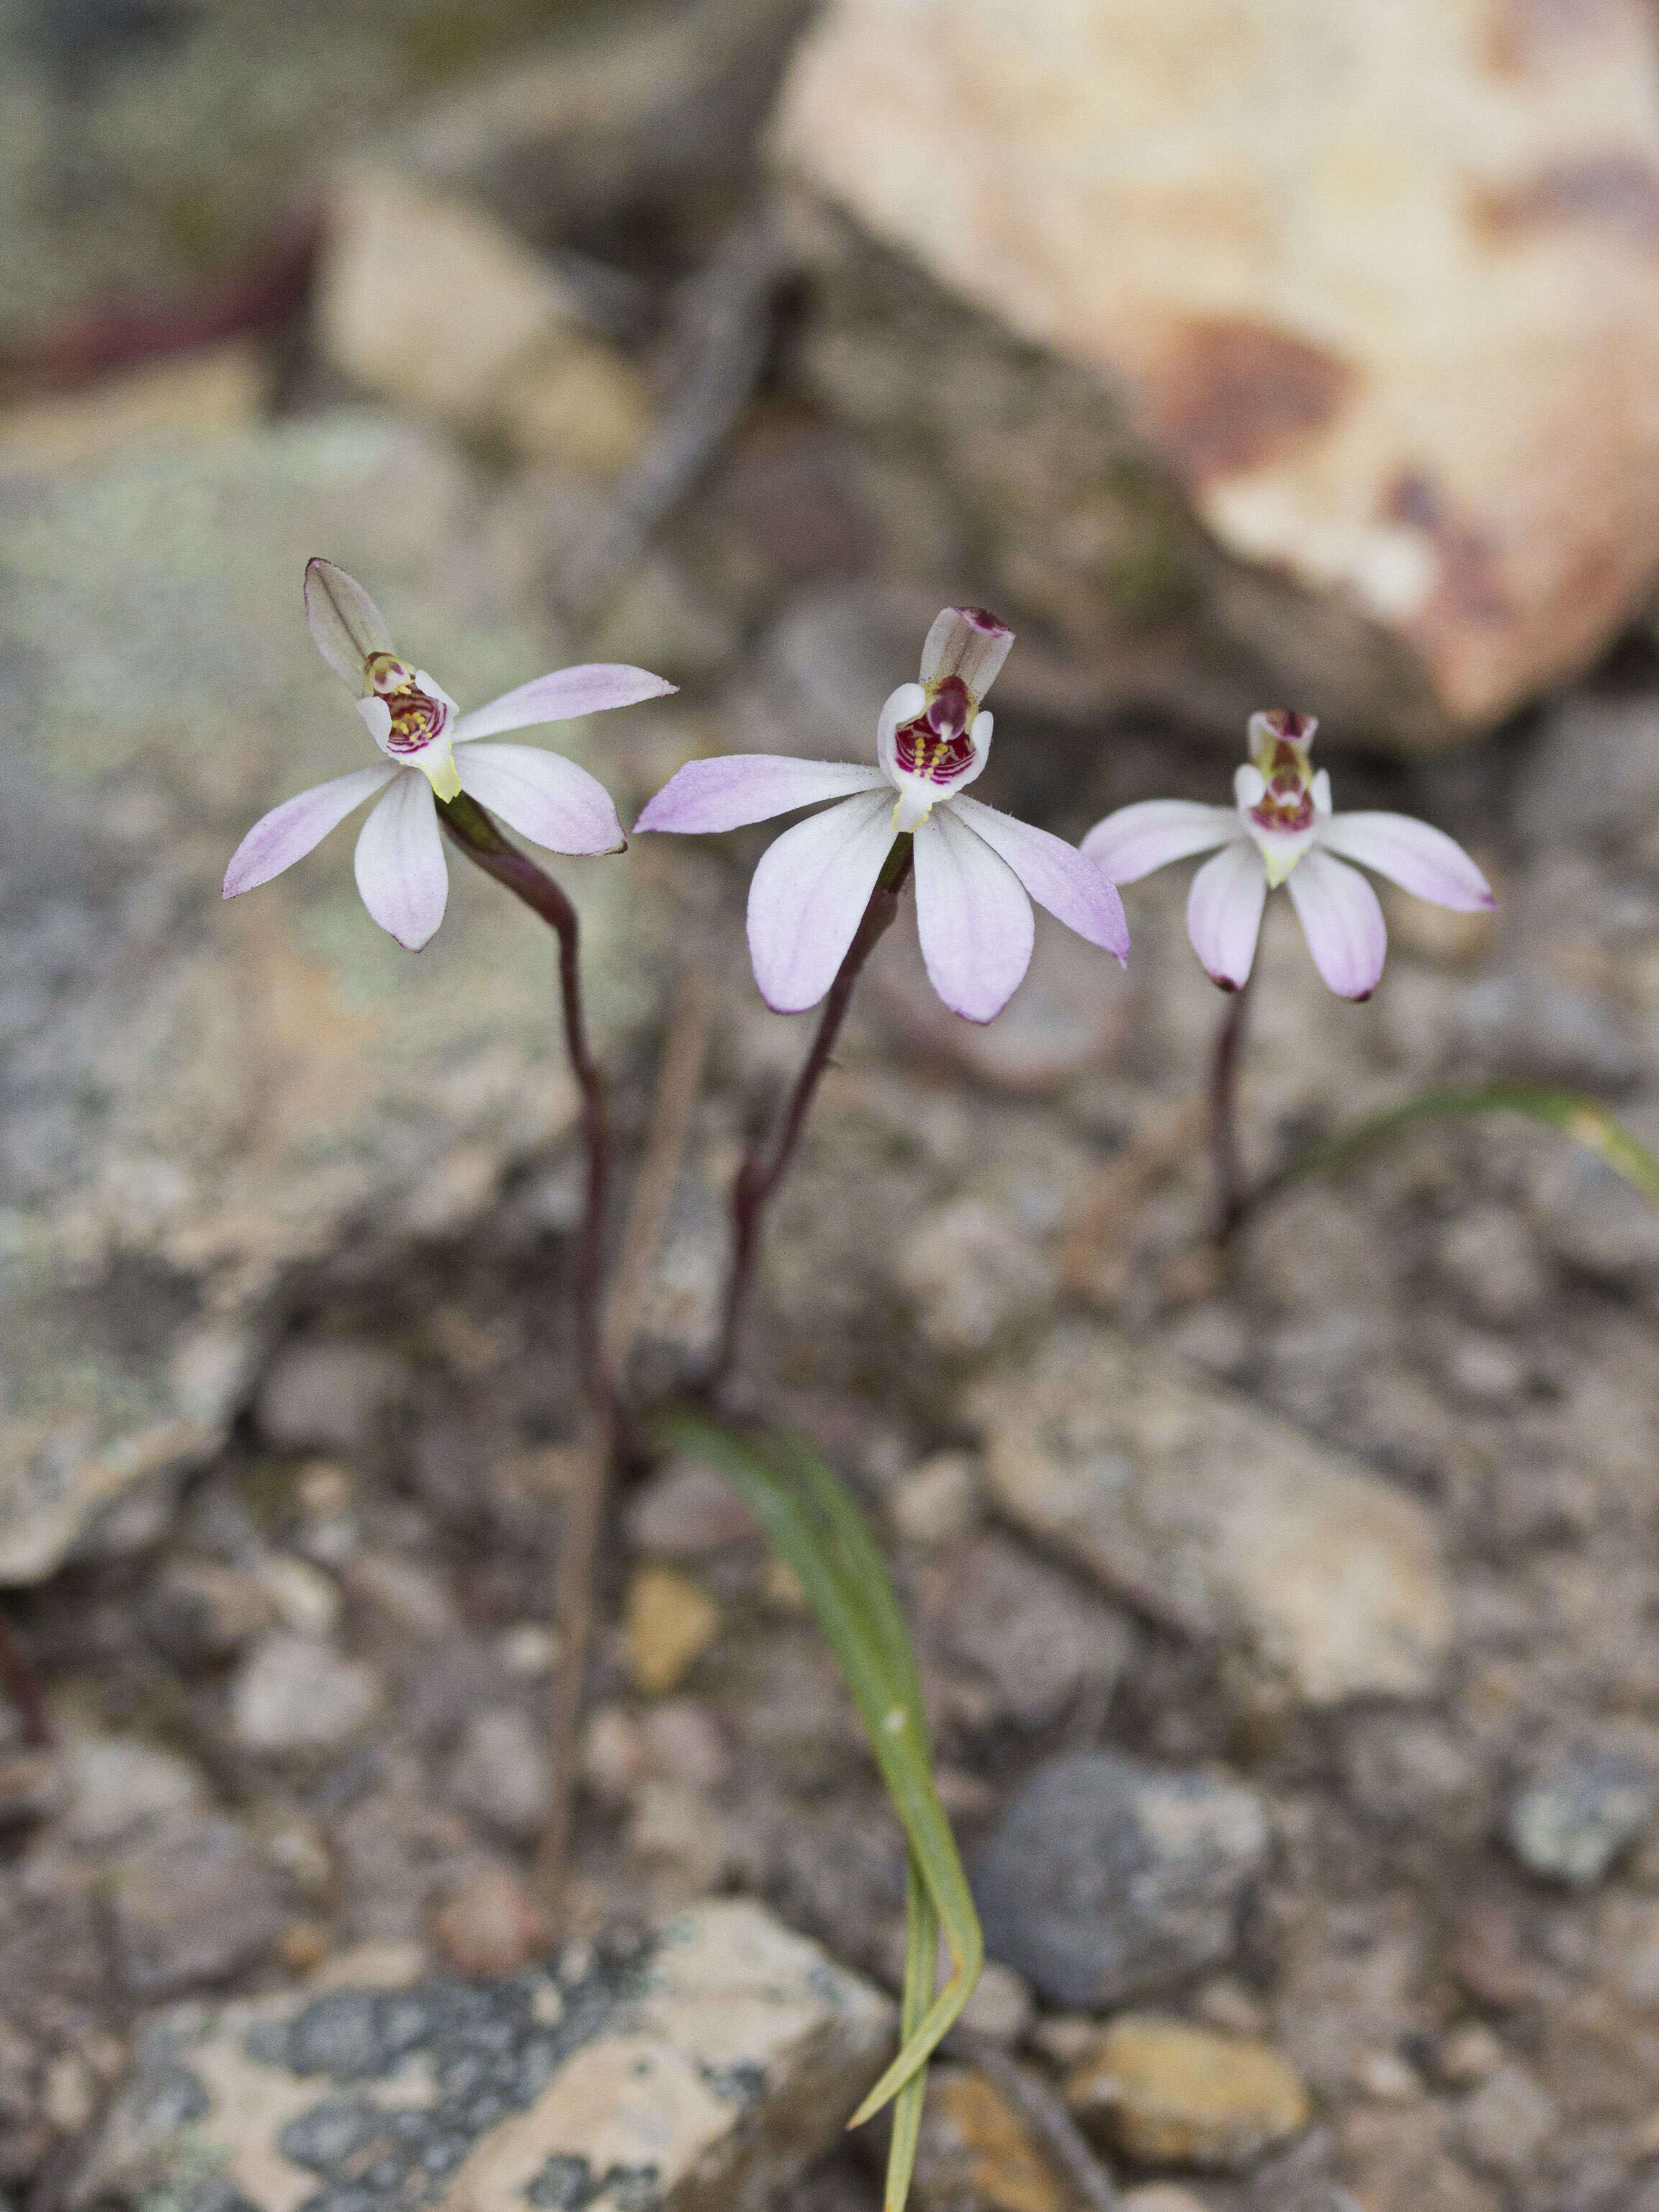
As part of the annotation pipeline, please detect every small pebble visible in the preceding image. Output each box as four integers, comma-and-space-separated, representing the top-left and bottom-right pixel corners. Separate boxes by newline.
1459, 2062, 1558, 2177
446, 1708, 550, 1843
1352, 2047, 1423, 2103
1120, 2190, 1211, 2212
1193, 1976, 1267, 2038
256, 1554, 340, 1639
640, 1699, 729, 1791
279, 1920, 330, 1974
499, 1623, 559, 1676
42, 2051, 95, 2134
1028, 2013, 1102, 2069
1066, 2013, 1310, 2171
230, 1632, 380, 1756
1435, 2023, 1503, 2085
1507, 1753, 1655, 1888
957, 1960, 1035, 2046
1444, 1333, 1529, 1408
583, 1704, 646, 1806
890, 1452, 981, 1547
431, 1866, 549, 1977
624, 1566, 721, 1696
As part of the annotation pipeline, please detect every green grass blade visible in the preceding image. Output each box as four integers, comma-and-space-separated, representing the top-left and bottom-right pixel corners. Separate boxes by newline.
1265, 1079, 1659, 1210
657, 1416, 984, 2145
884, 1855, 938, 2212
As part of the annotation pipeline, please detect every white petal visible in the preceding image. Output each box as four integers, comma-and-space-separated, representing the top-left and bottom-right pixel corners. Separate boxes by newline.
1234, 763, 1267, 809
354, 772, 449, 951
357, 695, 393, 746
1187, 839, 1267, 991
634, 755, 886, 835
305, 559, 392, 690
457, 743, 625, 855
223, 765, 397, 897
919, 606, 1015, 700
745, 791, 896, 1014
1315, 811, 1495, 912
875, 684, 927, 782
949, 794, 1128, 959
1082, 799, 1241, 884
1285, 846, 1388, 999
912, 807, 1035, 1024
453, 663, 675, 742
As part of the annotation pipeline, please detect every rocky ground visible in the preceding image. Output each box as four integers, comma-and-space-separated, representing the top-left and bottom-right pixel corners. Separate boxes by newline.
6, 9, 1659, 2212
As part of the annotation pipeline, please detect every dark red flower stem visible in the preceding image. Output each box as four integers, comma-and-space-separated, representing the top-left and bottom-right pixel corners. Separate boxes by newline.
704, 835, 914, 1403
438, 794, 610, 1407
1210, 961, 1257, 1243
0, 1610, 52, 1748
437, 792, 613, 1906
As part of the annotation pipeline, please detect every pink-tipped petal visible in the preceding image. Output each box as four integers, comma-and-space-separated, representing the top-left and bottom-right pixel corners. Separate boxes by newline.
305, 559, 393, 690
1082, 800, 1242, 885
746, 791, 896, 1013
950, 795, 1128, 961
1285, 846, 1387, 999
456, 742, 625, 855
912, 806, 1035, 1024
1315, 811, 1495, 912
920, 606, 1015, 700
1187, 838, 1267, 990
634, 755, 886, 835
353, 771, 449, 951
453, 664, 676, 742
222, 764, 397, 897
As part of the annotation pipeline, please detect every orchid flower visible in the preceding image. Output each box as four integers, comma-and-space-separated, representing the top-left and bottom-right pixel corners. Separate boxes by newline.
222, 559, 675, 950
633, 606, 1129, 1022
1082, 709, 1495, 1001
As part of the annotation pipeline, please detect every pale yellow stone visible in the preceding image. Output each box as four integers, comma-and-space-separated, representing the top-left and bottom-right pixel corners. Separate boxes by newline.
1066, 2013, 1310, 2171
624, 1564, 721, 1694
0, 343, 264, 469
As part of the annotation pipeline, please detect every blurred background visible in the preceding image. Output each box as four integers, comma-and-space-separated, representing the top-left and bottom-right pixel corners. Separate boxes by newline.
6, 4, 1659, 2209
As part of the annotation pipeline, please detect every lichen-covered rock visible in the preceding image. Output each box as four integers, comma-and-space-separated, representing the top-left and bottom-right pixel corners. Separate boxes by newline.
969, 1324, 1453, 1706
772, 0, 1659, 743
71, 1901, 892, 2212
0, 413, 670, 1584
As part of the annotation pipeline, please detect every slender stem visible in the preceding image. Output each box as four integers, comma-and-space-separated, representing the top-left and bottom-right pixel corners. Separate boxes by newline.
439, 795, 610, 1405
705, 837, 913, 1402
0, 1610, 53, 1748
436, 792, 613, 1911
1209, 963, 1256, 1244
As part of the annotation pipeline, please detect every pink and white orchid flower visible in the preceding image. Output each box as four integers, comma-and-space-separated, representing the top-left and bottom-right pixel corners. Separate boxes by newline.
1082, 709, 1495, 1001
222, 559, 675, 950
632, 606, 1129, 1022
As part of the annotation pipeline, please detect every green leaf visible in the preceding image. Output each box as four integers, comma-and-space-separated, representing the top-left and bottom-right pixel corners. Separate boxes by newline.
1263, 1079, 1659, 1211
656, 1416, 984, 2212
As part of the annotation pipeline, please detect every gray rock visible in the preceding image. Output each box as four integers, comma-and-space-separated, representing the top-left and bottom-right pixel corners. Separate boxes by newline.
444, 1707, 550, 1843
623, 1457, 763, 1559
110, 1816, 288, 1997
62, 1734, 207, 1851
1453, 971, 1642, 1093
968, 1325, 1453, 1707
253, 1342, 408, 1456
1506, 1753, 1655, 1889
1528, 1134, 1659, 1292
973, 1751, 1269, 2009
0, 411, 670, 1586
1341, 1717, 1490, 1849
140, 1557, 279, 1665
230, 1632, 380, 1758
1436, 1207, 1550, 1327
1516, 695, 1659, 853
73, 1899, 892, 2212
927, 1536, 1129, 1731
